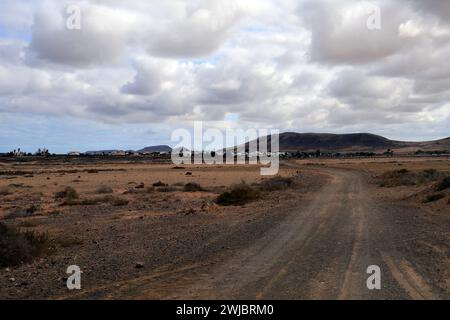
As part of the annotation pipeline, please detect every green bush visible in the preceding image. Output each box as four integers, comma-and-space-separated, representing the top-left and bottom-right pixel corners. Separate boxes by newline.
216, 183, 260, 206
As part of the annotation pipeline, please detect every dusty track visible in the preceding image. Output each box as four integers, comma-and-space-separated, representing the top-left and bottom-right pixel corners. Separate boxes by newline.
68, 166, 447, 300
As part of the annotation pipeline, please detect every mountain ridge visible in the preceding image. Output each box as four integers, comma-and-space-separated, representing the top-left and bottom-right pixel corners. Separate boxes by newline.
243, 132, 450, 153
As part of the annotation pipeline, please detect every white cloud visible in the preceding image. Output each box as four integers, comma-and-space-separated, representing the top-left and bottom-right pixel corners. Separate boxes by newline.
0, 0, 449, 145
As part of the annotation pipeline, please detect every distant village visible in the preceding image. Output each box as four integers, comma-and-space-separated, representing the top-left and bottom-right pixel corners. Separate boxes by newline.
1, 147, 449, 159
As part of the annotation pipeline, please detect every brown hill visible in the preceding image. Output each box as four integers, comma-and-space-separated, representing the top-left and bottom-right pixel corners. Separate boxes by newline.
239, 133, 450, 153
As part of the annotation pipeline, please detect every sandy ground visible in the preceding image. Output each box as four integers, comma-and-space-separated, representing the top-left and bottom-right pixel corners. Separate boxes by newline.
0, 157, 449, 300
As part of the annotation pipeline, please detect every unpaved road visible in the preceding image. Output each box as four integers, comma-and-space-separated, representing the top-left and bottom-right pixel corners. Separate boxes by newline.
67, 166, 449, 300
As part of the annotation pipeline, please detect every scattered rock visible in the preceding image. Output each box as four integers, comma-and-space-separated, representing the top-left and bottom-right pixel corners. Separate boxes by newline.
135, 262, 145, 269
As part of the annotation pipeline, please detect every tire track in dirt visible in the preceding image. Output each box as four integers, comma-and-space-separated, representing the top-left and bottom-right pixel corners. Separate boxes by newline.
61, 165, 445, 300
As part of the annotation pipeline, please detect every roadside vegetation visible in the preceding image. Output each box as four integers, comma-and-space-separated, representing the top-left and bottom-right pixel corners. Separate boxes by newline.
184, 183, 203, 192
423, 193, 445, 203
216, 175, 299, 206
216, 182, 260, 206
377, 169, 444, 187
95, 185, 113, 194
435, 177, 450, 191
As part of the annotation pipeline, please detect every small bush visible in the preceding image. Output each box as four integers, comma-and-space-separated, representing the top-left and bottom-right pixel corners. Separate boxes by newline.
111, 198, 129, 206
157, 186, 177, 193
423, 193, 445, 203
153, 181, 168, 187
6, 205, 40, 219
435, 177, 450, 191
423, 169, 438, 179
216, 183, 260, 206
377, 169, 443, 187
0, 223, 49, 267
95, 185, 113, 194
172, 182, 185, 187
259, 176, 295, 191
184, 183, 203, 192
55, 187, 79, 201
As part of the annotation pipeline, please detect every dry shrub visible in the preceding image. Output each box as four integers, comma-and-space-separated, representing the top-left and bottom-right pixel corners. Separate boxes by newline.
0, 223, 49, 267
423, 193, 445, 203
153, 181, 168, 187
55, 186, 79, 201
157, 186, 177, 193
258, 176, 295, 191
183, 183, 203, 192
6, 205, 40, 219
111, 198, 129, 206
216, 183, 260, 206
378, 169, 443, 187
435, 177, 450, 191
95, 185, 113, 194
124, 186, 154, 194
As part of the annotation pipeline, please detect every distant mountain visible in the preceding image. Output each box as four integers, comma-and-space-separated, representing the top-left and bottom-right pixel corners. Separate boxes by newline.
137, 145, 172, 153
241, 133, 450, 153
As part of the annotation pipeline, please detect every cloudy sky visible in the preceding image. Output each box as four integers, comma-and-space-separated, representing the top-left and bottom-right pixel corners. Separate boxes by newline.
0, 0, 449, 153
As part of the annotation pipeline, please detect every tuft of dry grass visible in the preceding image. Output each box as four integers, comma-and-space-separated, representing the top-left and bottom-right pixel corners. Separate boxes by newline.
435, 177, 450, 192
183, 183, 203, 192
6, 205, 40, 219
55, 186, 79, 201
258, 176, 295, 191
156, 186, 177, 193
377, 169, 444, 187
95, 185, 114, 194
0, 223, 50, 267
153, 181, 168, 187
423, 193, 445, 203
216, 183, 260, 206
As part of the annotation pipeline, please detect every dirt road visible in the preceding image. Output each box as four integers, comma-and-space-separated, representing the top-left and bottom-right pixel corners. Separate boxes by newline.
67, 166, 448, 300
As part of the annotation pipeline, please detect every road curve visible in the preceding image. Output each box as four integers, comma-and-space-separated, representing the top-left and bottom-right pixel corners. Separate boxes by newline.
66, 166, 445, 300
158, 167, 441, 300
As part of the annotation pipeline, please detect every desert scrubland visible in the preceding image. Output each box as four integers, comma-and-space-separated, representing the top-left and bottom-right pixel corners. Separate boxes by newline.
0, 157, 448, 299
